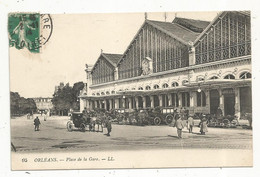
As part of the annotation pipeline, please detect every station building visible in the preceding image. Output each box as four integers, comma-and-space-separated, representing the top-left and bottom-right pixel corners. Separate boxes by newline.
79, 11, 251, 118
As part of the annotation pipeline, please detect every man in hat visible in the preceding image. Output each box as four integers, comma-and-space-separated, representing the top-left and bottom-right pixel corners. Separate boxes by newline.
34, 116, 41, 131
175, 114, 185, 138
187, 114, 195, 133
106, 117, 112, 136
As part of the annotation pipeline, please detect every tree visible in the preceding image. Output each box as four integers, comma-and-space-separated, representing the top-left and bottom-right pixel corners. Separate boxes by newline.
10, 92, 37, 116
52, 82, 85, 115
10, 92, 20, 115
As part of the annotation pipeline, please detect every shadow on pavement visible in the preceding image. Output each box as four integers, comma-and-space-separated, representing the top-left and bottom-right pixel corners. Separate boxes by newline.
167, 135, 179, 139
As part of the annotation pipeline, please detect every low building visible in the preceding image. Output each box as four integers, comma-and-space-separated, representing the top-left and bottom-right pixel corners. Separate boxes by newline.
33, 97, 53, 113
79, 11, 251, 118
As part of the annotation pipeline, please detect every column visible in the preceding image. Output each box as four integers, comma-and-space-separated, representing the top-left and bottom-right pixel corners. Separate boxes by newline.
135, 97, 139, 108
168, 93, 172, 106
115, 98, 119, 109
128, 98, 132, 109
150, 95, 154, 108
80, 98, 84, 112
94, 100, 98, 108
104, 99, 107, 110
178, 92, 182, 107
234, 87, 241, 119
159, 95, 163, 107
86, 100, 90, 110
205, 90, 210, 114
188, 46, 196, 66
189, 91, 194, 107
122, 97, 125, 108
109, 99, 112, 110
218, 89, 224, 115
142, 96, 147, 108
189, 91, 195, 115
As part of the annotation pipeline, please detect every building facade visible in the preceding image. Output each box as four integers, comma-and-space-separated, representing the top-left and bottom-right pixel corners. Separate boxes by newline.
79, 11, 251, 118
32, 97, 53, 113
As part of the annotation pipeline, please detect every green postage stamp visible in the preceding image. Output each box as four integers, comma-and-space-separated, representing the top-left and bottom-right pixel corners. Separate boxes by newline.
8, 13, 52, 53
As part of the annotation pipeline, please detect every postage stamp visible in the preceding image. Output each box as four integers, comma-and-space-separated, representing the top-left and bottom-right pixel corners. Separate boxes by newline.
8, 13, 53, 53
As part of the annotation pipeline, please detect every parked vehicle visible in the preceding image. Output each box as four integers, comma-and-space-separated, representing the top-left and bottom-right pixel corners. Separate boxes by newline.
67, 112, 104, 132
67, 112, 88, 132
194, 112, 239, 128
149, 107, 177, 126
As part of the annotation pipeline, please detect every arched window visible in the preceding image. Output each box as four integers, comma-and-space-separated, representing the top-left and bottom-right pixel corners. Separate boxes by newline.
197, 91, 206, 107
111, 91, 115, 94
96, 93, 100, 96
92, 93, 95, 96
162, 83, 169, 88
239, 72, 251, 79
209, 76, 218, 80
101, 92, 105, 95
182, 80, 189, 85
172, 82, 179, 87
145, 86, 151, 90
138, 87, 143, 90
132, 88, 136, 90
154, 84, 159, 89
125, 88, 129, 91
197, 77, 205, 82
224, 74, 235, 79
106, 91, 110, 95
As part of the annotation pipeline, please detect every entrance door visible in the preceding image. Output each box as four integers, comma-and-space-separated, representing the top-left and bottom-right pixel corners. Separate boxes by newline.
240, 87, 252, 113
210, 89, 220, 115
106, 100, 110, 111
154, 95, 159, 107
224, 94, 235, 116
138, 96, 143, 108
145, 96, 151, 108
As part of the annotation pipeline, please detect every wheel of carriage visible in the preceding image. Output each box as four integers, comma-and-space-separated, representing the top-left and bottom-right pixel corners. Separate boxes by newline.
67, 121, 73, 132
223, 119, 231, 128
80, 123, 86, 132
165, 115, 174, 125
154, 117, 161, 126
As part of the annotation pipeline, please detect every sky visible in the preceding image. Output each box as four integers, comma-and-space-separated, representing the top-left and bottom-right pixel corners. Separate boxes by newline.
10, 12, 218, 98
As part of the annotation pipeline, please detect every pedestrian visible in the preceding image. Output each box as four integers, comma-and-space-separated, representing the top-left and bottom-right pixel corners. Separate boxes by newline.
175, 114, 184, 138
187, 114, 195, 133
180, 107, 185, 119
216, 107, 223, 119
105, 117, 112, 136
34, 116, 41, 131
44, 112, 47, 121
200, 115, 208, 135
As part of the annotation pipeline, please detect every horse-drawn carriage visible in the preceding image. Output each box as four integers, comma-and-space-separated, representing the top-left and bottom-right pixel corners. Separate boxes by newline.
67, 112, 104, 132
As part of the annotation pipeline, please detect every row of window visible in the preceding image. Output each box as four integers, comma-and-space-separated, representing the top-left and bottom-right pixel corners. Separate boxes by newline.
92, 71, 251, 96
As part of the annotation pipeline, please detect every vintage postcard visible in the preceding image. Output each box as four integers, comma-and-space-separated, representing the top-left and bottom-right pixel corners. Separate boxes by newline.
9, 11, 253, 170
